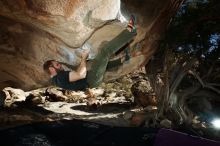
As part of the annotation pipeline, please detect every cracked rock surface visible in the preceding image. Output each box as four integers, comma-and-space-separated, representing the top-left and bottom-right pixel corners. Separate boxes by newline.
0, 69, 157, 128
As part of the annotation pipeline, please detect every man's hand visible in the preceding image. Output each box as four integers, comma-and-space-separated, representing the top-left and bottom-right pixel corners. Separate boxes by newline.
81, 50, 89, 60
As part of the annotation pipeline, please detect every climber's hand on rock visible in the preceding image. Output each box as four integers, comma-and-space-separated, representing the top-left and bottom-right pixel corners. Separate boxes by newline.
81, 50, 89, 60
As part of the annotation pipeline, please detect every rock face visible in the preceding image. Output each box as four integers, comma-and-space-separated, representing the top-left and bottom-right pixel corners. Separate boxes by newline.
3, 87, 26, 107
0, 0, 184, 90
131, 80, 157, 107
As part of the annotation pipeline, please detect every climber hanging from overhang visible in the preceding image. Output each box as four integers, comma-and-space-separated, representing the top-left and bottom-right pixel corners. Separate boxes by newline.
43, 15, 137, 91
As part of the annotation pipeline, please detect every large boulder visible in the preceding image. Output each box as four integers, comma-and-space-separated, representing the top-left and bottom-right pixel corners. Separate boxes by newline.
0, 0, 184, 90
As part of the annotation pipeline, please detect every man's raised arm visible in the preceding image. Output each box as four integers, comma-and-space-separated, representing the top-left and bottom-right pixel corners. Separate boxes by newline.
69, 51, 88, 82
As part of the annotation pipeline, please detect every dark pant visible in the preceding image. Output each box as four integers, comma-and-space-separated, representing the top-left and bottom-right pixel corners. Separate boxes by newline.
87, 29, 136, 87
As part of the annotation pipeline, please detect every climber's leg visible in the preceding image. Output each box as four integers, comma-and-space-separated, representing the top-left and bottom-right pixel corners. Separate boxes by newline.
87, 30, 136, 87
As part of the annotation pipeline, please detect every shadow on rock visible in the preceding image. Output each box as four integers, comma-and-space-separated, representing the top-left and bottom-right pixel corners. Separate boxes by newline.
0, 119, 157, 146
71, 102, 134, 114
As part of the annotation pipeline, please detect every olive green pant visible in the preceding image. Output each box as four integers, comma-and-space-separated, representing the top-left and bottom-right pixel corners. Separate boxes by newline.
87, 29, 136, 87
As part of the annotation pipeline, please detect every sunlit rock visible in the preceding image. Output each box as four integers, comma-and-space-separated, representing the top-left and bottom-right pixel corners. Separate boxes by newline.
3, 87, 26, 107
0, 0, 183, 90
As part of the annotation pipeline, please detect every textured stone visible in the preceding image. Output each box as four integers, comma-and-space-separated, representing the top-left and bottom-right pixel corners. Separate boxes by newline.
131, 80, 157, 107
123, 111, 135, 120
3, 87, 26, 107
0, 0, 121, 47
0, 0, 184, 90
160, 119, 172, 128
130, 113, 147, 126
143, 106, 157, 112
0, 91, 6, 107
25, 94, 46, 105
45, 87, 68, 101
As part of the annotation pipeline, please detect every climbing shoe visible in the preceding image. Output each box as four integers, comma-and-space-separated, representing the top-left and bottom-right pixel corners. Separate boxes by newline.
127, 14, 137, 33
